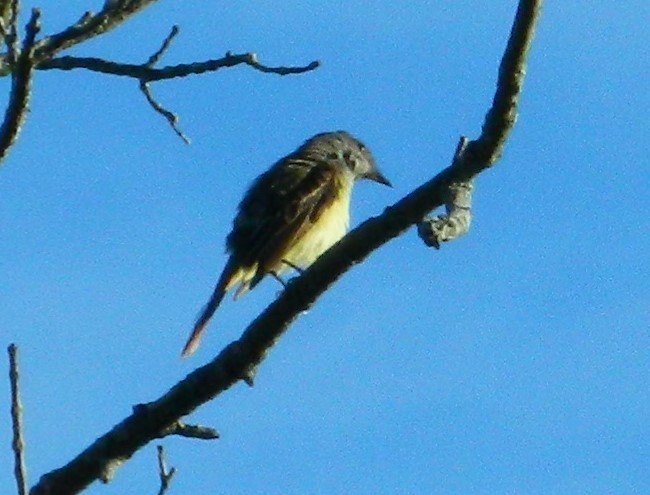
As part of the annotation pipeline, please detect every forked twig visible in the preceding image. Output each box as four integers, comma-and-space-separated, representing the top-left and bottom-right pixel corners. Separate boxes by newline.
156, 445, 176, 495
138, 25, 190, 143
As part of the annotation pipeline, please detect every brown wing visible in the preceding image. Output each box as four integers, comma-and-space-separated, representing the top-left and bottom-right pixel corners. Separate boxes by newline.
227, 158, 339, 288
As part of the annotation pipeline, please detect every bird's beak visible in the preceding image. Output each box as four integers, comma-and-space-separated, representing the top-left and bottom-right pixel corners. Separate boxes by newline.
368, 170, 392, 187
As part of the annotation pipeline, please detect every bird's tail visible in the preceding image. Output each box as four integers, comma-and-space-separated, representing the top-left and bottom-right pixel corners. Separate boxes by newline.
181, 259, 239, 357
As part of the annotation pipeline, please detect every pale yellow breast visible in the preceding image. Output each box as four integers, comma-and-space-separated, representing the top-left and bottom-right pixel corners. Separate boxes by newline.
280, 183, 352, 272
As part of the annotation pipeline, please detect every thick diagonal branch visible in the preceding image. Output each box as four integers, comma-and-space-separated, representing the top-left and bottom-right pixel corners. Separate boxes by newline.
466, 0, 541, 166
29, 1, 543, 494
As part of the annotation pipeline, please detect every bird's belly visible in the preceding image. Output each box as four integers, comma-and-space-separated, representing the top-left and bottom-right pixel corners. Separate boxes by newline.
282, 197, 350, 270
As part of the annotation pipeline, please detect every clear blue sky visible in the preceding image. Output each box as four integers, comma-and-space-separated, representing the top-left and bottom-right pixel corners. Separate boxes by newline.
2, 1, 649, 494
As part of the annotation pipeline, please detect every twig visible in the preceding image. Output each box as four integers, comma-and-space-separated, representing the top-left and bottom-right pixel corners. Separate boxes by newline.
138, 26, 189, 143
29, 2, 543, 494
9, 344, 28, 495
0, 8, 40, 165
236, 51, 321, 75
38, 52, 321, 81
156, 446, 176, 495
140, 82, 190, 143
146, 25, 178, 66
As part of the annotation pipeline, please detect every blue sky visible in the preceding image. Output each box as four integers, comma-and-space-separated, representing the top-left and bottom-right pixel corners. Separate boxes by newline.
1, 1, 649, 494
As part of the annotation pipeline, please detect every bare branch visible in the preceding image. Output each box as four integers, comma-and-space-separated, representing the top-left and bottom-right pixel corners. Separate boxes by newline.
37, 24, 319, 143
237, 51, 322, 75
38, 52, 321, 81
32, 0, 158, 64
137, 26, 189, 142
9, 344, 28, 495
465, 0, 542, 166
140, 81, 190, 143
0, 8, 40, 165
29, 1, 543, 494
416, 0, 542, 247
0, 0, 13, 41
1, 0, 18, 65
0, 3, 319, 155
156, 446, 176, 495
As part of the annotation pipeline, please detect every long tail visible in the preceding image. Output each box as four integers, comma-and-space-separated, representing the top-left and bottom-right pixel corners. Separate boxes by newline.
181, 259, 239, 357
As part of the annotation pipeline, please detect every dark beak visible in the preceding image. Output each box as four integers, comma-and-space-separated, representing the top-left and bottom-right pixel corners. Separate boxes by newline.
368, 170, 392, 187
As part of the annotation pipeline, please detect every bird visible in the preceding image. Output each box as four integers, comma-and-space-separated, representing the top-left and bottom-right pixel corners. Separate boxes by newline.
181, 131, 391, 357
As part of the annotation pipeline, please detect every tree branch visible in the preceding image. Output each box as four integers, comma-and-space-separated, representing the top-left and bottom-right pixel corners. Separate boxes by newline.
0, 3, 320, 146
38, 52, 321, 81
9, 344, 28, 495
137, 25, 190, 143
37, 32, 319, 143
29, 1, 543, 494
465, 0, 542, 166
31, 0, 158, 64
417, 0, 541, 247
0, 0, 19, 67
0, 8, 40, 165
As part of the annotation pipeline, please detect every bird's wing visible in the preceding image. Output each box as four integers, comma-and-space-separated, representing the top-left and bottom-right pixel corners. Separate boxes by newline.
228, 159, 340, 284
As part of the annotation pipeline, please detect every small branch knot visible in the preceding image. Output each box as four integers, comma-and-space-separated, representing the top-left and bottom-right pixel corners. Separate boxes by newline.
417, 181, 474, 249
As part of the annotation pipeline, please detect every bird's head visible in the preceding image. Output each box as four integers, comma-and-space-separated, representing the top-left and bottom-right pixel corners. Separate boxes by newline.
306, 131, 392, 187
